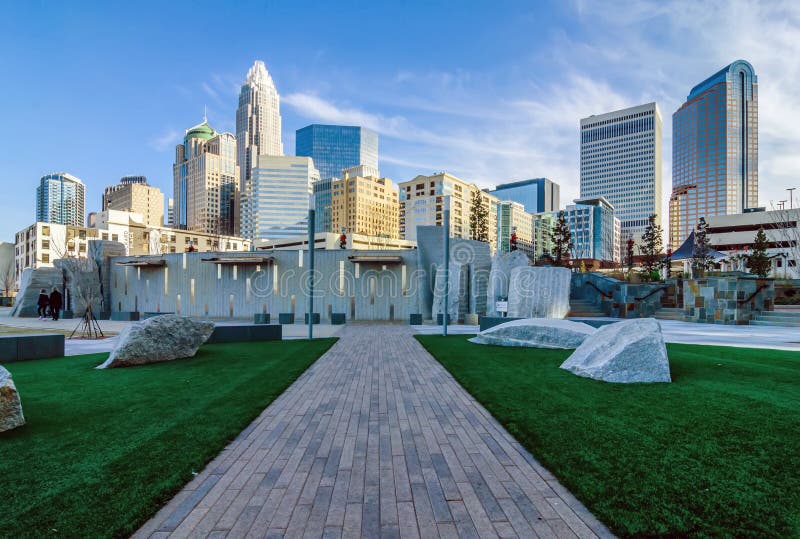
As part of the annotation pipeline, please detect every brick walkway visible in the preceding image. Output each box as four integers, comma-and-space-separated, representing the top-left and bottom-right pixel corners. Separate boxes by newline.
135, 325, 612, 538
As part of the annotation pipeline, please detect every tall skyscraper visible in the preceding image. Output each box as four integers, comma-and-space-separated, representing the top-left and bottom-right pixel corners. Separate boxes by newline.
236, 60, 283, 238
102, 176, 164, 227
247, 156, 319, 241
670, 60, 758, 246
295, 125, 379, 181
491, 178, 559, 213
173, 119, 239, 235
580, 102, 662, 243
36, 172, 85, 226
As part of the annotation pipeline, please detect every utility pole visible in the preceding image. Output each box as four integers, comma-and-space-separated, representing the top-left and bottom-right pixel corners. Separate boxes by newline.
788, 188, 796, 209
443, 195, 450, 337
307, 195, 315, 340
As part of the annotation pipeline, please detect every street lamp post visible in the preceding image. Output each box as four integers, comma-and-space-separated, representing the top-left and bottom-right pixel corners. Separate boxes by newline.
307, 195, 315, 341
788, 188, 797, 209
443, 195, 450, 337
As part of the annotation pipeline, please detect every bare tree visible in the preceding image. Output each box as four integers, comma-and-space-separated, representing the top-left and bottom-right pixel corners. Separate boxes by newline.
767, 201, 800, 277
0, 256, 15, 296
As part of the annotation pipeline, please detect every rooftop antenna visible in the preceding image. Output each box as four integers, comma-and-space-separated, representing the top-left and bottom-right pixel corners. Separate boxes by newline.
203, 105, 207, 123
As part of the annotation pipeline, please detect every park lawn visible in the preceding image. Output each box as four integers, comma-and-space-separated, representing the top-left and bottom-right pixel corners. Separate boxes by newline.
0, 338, 337, 538
416, 335, 800, 538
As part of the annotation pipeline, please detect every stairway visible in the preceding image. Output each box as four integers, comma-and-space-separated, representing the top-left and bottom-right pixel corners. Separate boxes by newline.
653, 307, 687, 321
568, 299, 606, 318
750, 311, 800, 327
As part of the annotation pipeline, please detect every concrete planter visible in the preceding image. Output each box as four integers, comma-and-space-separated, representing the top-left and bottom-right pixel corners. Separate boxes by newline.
279, 313, 295, 324
304, 313, 321, 324
331, 313, 346, 325
409, 314, 422, 325
254, 313, 271, 324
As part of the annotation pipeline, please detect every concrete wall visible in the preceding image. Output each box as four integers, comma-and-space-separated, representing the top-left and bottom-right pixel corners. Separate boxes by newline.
108, 249, 421, 321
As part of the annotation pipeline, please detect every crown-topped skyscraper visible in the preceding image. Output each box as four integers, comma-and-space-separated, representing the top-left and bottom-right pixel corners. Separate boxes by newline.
236, 60, 283, 239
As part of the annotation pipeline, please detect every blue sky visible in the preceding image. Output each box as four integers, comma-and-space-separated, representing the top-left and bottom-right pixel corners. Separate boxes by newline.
1, 0, 799, 240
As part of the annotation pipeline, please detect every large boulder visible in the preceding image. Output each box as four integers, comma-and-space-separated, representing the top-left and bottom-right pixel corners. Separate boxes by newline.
97, 315, 214, 369
0, 366, 25, 432
469, 318, 595, 349
11, 267, 63, 317
560, 318, 671, 383
486, 250, 530, 316
507, 266, 571, 318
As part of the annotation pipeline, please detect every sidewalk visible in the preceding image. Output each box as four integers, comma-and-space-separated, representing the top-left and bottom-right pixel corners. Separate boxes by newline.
136, 325, 611, 538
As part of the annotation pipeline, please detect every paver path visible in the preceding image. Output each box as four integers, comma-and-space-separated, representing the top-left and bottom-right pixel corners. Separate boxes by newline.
136, 325, 612, 538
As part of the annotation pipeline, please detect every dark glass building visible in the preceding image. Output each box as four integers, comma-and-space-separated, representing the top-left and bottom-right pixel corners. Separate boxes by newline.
295, 125, 378, 182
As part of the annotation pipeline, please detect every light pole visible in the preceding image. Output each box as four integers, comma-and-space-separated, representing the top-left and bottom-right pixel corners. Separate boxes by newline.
443, 195, 450, 337
788, 188, 796, 209
307, 194, 315, 340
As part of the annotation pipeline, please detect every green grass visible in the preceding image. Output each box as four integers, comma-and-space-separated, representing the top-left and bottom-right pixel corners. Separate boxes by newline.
0, 339, 336, 538
416, 335, 800, 538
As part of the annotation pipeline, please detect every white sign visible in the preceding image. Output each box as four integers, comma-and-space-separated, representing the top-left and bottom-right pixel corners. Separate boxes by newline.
496, 300, 508, 313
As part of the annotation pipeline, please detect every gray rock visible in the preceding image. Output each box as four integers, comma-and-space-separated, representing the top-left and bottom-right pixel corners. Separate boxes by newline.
0, 366, 25, 432
486, 250, 530, 316
97, 314, 215, 369
11, 267, 63, 317
432, 262, 466, 321
469, 318, 595, 349
507, 266, 571, 318
559, 318, 671, 383
89, 240, 127, 313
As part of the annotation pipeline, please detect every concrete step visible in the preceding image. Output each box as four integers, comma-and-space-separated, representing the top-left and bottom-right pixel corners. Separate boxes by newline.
568, 312, 605, 318
750, 319, 800, 327
757, 311, 800, 320
654, 308, 687, 321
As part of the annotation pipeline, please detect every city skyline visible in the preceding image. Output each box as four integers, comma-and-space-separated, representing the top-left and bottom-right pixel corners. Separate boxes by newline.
2, 1, 799, 240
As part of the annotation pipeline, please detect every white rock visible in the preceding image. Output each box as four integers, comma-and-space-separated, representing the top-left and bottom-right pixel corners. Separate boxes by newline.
0, 366, 25, 432
560, 318, 671, 383
507, 266, 571, 319
97, 314, 215, 369
486, 251, 530, 316
469, 318, 596, 349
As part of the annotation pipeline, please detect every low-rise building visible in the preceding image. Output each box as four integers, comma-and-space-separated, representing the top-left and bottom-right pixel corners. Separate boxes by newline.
256, 232, 416, 251
14, 210, 250, 283
706, 208, 799, 278
532, 212, 556, 261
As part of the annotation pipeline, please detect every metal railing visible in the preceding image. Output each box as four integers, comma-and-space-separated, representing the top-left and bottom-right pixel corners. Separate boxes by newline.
737, 284, 770, 305
635, 286, 669, 302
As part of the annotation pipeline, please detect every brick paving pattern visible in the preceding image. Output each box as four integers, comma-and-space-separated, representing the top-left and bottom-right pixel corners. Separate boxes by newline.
135, 325, 612, 538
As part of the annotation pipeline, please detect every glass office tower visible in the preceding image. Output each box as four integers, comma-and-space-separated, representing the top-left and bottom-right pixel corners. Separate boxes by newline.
491, 177, 559, 213
670, 60, 758, 246
295, 125, 378, 182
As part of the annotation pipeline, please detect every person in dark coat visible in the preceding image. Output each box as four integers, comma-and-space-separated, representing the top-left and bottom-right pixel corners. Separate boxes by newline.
37, 288, 49, 320
49, 287, 63, 321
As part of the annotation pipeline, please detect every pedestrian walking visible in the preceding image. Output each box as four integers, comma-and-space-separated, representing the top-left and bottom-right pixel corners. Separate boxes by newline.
37, 288, 49, 320
49, 287, 63, 321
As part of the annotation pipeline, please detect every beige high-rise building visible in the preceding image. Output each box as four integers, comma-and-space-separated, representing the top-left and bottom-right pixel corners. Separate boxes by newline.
173, 119, 239, 236
102, 176, 164, 227
331, 167, 399, 239
399, 172, 498, 248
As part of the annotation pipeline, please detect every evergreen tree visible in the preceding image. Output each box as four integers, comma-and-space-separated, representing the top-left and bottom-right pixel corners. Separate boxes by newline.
552, 211, 572, 267
692, 217, 714, 277
469, 191, 489, 242
746, 228, 771, 278
641, 214, 664, 278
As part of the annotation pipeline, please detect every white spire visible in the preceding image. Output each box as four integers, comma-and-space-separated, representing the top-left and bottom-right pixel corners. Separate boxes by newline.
245, 60, 275, 88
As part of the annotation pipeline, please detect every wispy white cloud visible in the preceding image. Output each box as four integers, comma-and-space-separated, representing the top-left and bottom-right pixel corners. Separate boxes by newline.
148, 128, 179, 152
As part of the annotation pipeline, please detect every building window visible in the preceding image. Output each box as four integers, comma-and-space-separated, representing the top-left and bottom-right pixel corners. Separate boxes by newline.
42, 253, 49, 263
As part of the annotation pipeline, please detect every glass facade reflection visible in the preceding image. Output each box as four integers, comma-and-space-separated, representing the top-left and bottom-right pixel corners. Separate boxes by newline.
295, 125, 379, 182
670, 60, 758, 246
36, 173, 85, 226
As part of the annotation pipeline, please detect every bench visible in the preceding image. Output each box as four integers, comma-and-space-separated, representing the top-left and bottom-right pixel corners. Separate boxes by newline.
111, 312, 140, 321
205, 324, 282, 344
0, 334, 65, 362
